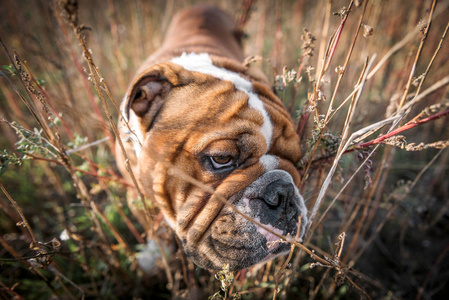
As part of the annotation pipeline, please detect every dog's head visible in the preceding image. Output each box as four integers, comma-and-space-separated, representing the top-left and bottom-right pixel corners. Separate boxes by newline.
119, 53, 308, 271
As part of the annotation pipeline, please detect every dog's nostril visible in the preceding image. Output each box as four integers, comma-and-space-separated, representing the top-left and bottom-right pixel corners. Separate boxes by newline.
263, 179, 294, 208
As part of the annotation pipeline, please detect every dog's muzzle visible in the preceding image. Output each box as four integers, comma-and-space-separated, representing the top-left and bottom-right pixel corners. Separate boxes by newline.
185, 170, 308, 271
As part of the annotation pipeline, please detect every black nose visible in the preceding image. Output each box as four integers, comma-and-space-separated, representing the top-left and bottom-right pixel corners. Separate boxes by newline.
263, 179, 295, 208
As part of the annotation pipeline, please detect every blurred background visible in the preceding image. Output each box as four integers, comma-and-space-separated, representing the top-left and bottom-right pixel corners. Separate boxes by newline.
1, 0, 448, 299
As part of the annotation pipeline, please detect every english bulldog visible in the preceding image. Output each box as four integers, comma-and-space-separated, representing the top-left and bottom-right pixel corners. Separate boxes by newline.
117, 5, 308, 271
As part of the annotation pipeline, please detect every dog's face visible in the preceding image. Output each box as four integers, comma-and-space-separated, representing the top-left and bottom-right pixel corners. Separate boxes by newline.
121, 53, 307, 271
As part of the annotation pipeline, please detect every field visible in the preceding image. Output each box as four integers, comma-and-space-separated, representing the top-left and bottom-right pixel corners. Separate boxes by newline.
1, 0, 449, 299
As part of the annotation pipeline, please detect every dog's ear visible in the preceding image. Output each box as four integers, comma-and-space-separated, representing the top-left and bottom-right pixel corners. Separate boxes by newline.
122, 63, 193, 129
128, 78, 167, 117
123, 74, 172, 132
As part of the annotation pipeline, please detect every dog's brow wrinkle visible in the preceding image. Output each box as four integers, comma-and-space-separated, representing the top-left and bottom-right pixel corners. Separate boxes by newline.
171, 52, 273, 151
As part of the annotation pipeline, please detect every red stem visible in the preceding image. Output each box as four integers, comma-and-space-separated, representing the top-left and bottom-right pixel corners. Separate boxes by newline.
357, 108, 449, 149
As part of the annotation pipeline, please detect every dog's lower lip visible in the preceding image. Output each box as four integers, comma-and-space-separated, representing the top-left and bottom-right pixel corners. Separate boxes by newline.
210, 238, 263, 259
212, 238, 258, 251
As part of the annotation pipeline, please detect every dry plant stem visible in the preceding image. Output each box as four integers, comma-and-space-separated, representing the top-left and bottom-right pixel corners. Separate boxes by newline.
310, 268, 331, 300
397, 0, 437, 109
356, 108, 449, 149
57, 0, 174, 286
93, 201, 134, 254
16, 57, 76, 140
0, 118, 60, 159
236, 0, 255, 29
263, 261, 273, 283
71, 173, 123, 269
110, 193, 146, 244
307, 54, 377, 228
314, 0, 353, 86
400, 75, 449, 114
410, 19, 449, 107
350, 148, 445, 266
90, 60, 142, 149
325, 0, 368, 123
0, 234, 59, 296
324, 1, 448, 125
59, 0, 148, 221
312, 0, 354, 122
400, 20, 449, 121
49, 265, 84, 296
343, 148, 388, 242
338, 58, 369, 151
83, 163, 141, 250
48, 265, 79, 300
23, 152, 130, 187
310, 75, 449, 160
106, 0, 127, 91
320, 112, 402, 251
366, 0, 449, 82
14, 53, 58, 145
66, 137, 110, 154
358, 150, 393, 240
308, 0, 449, 142
0, 182, 37, 244
2, 117, 127, 188
52, 5, 110, 141
0, 281, 24, 300
315, 144, 380, 226
323, 1, 354, 73
416, 243, 449, 300
342, 156, 384, 263
315, 0, 332, 84
272, 217, 302, 300
12, 45, 125, 270
0, 39, 53, 143
300, 0, 361, 187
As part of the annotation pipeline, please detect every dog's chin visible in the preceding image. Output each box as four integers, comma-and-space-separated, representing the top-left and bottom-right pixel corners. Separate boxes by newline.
183, 234, 292, 271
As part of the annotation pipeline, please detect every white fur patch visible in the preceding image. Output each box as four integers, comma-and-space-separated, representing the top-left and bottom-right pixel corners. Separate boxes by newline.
259, 154, 279, 171
171, 52, 273, 150
128, 109, 144, 157
120, 99, 144, 158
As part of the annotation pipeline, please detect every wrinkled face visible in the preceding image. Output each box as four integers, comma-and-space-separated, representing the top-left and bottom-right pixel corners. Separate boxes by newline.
122, 54, 308, 271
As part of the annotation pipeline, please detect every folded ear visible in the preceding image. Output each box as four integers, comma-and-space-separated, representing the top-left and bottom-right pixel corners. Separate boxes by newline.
122, 62, 193, 130
123, 75, 172, 133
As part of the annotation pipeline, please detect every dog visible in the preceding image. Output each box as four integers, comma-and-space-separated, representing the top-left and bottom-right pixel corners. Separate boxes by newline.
117, 5, 308, 271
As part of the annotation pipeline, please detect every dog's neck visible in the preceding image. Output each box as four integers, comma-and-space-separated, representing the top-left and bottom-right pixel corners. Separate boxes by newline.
137, 6, 244, 72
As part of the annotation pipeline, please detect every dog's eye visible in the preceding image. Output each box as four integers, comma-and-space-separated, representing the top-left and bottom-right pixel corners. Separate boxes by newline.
210, 156, 234, 169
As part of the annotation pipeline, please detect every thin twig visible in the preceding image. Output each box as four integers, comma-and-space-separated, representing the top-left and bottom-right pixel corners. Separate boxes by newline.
397, 0, 437, 109
307, 55, 377, 228
0, 183, 37, 243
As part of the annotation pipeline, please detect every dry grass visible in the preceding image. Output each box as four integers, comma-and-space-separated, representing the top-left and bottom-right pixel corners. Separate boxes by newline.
1, 0, 449, 299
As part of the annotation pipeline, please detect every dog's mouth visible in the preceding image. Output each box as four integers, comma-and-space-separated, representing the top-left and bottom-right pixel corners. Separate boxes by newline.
183, 222, 295, 271
210, 237, 263, 260
211, 226, 293, 255
192, 228, 292, 271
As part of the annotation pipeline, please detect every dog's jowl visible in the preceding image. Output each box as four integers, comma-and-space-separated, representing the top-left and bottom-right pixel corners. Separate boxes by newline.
117, 5, 308, 271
